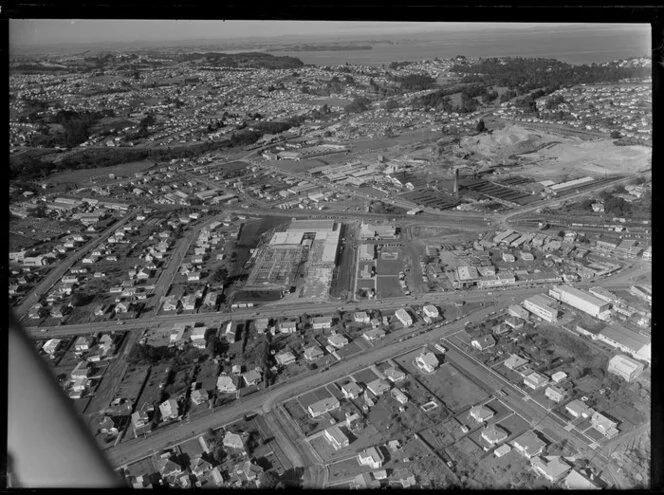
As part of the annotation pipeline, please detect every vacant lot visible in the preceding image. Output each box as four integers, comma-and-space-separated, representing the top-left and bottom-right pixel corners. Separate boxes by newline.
350, 367, 380, 385
297, 386, 335, 410
376, 276, 403, 298
376, 257, 402, 275
496, 413, 531, 440
46, 160, 156, 184
407, 360, 488, 413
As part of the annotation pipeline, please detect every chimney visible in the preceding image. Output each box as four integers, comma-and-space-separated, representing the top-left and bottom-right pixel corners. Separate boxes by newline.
453, 168, 459, 195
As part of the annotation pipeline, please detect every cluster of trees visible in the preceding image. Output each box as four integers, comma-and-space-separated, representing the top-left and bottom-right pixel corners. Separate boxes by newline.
345, 96, 372, 113
394, 73, 437, 91
53, 108, 113, 147
179, 51, 305, 69
128, 343, 175, 365
452, 57, 650, 99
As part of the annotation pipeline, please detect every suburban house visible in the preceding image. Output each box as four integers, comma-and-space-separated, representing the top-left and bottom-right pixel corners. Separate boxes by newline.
384, 367, 406, 383
470, 404, 495, 423
366, 378, 391, 397
524, 372, 550, 390
390, 388, 408, 405
481, 424, 509, 447
223, 431, 246, 451
358, 447, 384, 469
307, 397, 340, 418
42, 338, 61, 356
163, 295, 179, 312
422, 305, 439, 318
565, 399, 594, 419
341, 381, 363, 400
191, 388, 209, 406
544, 386, 566, 403
304, 345, 324, 361
471, 335, 496, 351
563, 469, 601, 489
395, 308, 413, 327
590, 411, 619, 438
190, 327, 207, 348
504, 354, 529, 370
190, 457, 214, 480
328, 334, 349, 348
353, 311, 370, 324
254, 318, 269, 334
363, 328, 386, 341
131, 411, 151, 437
415, 351, 440, 373
513, 431, 547, 458
312, 316, 333, 330
157, 399, 180, 423
242, 369, 262, 387
494, 444, 512, 458
275, 351, 297, 366
216, 374, 239, 394
324, 425, 349, 450
74, 336, 92, 353
531, 456, 572, 483
279, 321, 298, 334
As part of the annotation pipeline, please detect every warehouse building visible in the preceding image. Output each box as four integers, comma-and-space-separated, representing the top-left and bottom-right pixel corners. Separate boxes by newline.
549, 285, 610, 319
522, 294, 559, 323
607, 354, 645, 382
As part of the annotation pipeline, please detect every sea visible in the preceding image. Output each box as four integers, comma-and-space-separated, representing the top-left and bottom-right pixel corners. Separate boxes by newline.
265, 25, 651, 66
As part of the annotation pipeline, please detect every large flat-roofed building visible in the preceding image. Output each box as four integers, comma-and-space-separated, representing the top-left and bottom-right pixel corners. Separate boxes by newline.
549, 285, 610, 318
607, 354, 645, 382
522, 294, 558, 323
598, 325, 650, 363
588, 286, 618, 304
360, 223, 398, 240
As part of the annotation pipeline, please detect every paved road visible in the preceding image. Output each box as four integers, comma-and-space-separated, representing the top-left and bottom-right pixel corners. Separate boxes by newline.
14, 212, 134, 318
25, 285, 552, 339
106, 303, 500, 467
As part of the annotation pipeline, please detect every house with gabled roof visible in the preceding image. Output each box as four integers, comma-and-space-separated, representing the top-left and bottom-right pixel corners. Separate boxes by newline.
531, 456, 572, 483
513, 431, 547, 458
216, 374, 238, 394
470, 404, 495, 423
481, 424, 509, 447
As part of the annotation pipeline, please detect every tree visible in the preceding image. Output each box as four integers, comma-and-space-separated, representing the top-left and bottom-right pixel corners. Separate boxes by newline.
475, 119, 486, 133
71, 292, 94, 307
259, 471, 282, 488
345, 96, 371, 114
610, 130, 622, 139
385, 99, 399, 112
212, 444, 226, 464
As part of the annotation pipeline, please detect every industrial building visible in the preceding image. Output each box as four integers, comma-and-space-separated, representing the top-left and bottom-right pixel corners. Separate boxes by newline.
549, 285, 610, 319
522, 294, 559, 323
607, 354, 645, 382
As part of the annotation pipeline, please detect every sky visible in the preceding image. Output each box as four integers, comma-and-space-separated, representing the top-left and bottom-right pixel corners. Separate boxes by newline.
9, 20, 647, 48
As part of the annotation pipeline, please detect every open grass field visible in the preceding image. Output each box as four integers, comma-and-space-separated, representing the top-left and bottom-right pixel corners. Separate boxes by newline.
351, 367, 380, 385
376, 276, 403, 298
405, 359, 488, 413
45, 160, 156, 184
376, 257, 402, 275
269, 158, 328, 173
298, 386, 335, 410
497, 413, 531, 440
